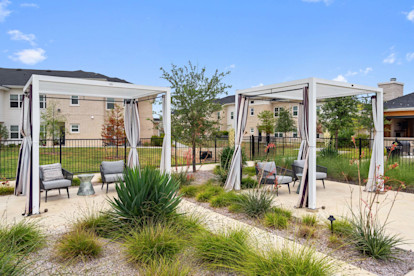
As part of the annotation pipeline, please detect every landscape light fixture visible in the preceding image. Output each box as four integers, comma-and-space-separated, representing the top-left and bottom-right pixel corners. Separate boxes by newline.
328, 215, 336, 234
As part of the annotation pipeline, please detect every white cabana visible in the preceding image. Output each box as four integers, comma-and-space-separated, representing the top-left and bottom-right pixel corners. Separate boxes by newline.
16, 75, 171, 215
224, 78, 384, 210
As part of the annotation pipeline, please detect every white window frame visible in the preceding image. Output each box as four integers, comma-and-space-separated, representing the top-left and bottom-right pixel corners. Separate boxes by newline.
70, 124, 80, 133
275, 132, 283, 138
274, 107, 279, 117
250, 127, 254, 134
292, 105, 298, 117
230, 111, 234, 120
39, 94, 46, 109
10, 94, 23, 108
106, 98, 115, 110
250, 108, 254, 116
10, 125, 20, 139
70, 96, 79, 106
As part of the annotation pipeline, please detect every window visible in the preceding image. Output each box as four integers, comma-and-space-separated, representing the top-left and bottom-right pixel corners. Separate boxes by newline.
71, 96, 79, 106
316, 133, 320, 138
10, 125, 20, 139
250, 100, 255, 104
275, 132, 283, 138
274, 107, 279, 117
10, 94, 23, 108
250, 108, 254, 116
217, 112, 220, 119
39, 94, 46, 109
106, 98, 115, 109
293, 132, 298, 138
250, 128, 254, 134
70, 124, 80, 133
230, 111, 234, 120
292, 106, 298, 117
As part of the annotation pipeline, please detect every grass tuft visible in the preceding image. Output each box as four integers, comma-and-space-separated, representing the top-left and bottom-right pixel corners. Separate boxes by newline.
55, 229, 102, 261
271, 206, 292, 219
0, 220, 45, 254
302, 214, 318, 227
263, 212, 288, 229
296, 225, 317, 239
179, 186, 199, 198
0, 186, 14, 196
210, 192, 241, 208
233, 189, 274, 218
140, 258, 192, 276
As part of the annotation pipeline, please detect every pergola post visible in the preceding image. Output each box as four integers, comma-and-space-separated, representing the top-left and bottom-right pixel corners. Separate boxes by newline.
234, 92, 241, 189
165, 88, 172, 173
307, 80, 317, 209
31, 76, 40, 215
376, 90, 384, 191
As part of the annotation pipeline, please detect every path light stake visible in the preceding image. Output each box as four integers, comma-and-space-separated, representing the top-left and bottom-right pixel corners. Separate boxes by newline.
328, 215, 336, 234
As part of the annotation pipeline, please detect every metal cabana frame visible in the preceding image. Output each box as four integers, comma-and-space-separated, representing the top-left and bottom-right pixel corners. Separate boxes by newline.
225, 77, 384, 210
18, 75, 171, 215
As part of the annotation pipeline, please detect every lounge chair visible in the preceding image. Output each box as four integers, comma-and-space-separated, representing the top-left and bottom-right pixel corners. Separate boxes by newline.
255, 161, 294, 195
39, 163, 73, 202
291, 160, 327, 188
100, 160, 125, 193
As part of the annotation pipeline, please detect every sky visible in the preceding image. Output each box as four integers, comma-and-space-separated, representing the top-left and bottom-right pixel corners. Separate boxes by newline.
1, 0, 414, 100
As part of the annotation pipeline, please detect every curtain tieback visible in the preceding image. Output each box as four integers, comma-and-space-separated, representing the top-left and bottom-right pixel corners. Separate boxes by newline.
130, 146, 137, 150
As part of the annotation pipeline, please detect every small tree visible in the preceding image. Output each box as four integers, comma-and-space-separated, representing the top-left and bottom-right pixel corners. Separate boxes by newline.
318, 96, 359, 148
0, 123, 8, 146
275, 108, 296, 136
257, 110, 276, 135
101, 104, 126, 149
161, 61, 231, 172
40, 101, 67, 150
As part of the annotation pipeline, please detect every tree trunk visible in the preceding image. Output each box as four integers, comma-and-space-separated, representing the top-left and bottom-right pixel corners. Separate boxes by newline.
192, 141, 196, 172
335, 130, 339, 150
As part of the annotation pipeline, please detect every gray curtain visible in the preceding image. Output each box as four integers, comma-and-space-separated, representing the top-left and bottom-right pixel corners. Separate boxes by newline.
160, 96, 168, 172
224, 95, 249, 190
297, 103, 307, 160
15, 92, 33, 215
366, 96, 381, 192
124, 100, 140, 168
296, 87, 309, 208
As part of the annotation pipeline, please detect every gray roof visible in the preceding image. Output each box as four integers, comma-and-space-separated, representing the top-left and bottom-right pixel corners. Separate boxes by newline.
384, 92, 414, 110
217, 95, 235, 105
0, 67, 129, 86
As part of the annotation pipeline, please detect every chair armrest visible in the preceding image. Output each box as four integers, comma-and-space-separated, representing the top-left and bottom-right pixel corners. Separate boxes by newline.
276, 166, 293, 177
100, 164, 106, 183
62, 169, 73, 180
316, 165, 327, 173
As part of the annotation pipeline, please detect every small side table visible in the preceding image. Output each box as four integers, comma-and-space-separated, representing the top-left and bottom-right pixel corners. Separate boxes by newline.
296, 173, 303, 194
77, 174, 95, 196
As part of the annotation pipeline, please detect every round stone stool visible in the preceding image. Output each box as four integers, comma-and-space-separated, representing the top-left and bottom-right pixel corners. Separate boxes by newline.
77, 174, 95, 196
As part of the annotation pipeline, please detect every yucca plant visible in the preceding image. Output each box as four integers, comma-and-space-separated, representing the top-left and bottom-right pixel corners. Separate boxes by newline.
108, 167, 181, 223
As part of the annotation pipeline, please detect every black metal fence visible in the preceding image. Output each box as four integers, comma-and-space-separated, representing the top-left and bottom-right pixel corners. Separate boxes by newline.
1, 136, 413, 179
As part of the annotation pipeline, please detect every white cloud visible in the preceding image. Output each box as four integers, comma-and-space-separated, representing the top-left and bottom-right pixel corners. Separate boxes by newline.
333, 75, 347, 82
252, 83, 264, 88
0, 0, 11, 22
225, 64, 236, 70
383, 52, 396, 64
345, 70, 358, 77
9, 48, 46, 65
302, 0, 333, 6
407, 9, 414, 22
8, 30, 36, 46
20, 3, 39, 8
406, 52, 414, 62
360, 67, 373, 75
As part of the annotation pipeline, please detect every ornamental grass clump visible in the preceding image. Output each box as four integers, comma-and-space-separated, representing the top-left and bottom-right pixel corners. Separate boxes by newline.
233, 189, 274, 218
140, 258, 192, 276
179, 185, 199, 198
263, 212, 289, 229
108, 167, 181, 224
73, 211, 121, 239
302, 214, 318, 227
0, 220, 45, 254
55, 229, 102, 261
210, 191, 241, 208
272, 206, 292, 220
329, 218, 352, 237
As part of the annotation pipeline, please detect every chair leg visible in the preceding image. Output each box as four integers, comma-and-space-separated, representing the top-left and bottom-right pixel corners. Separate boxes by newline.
101, 182, 104, 190
287, 183, 291, 194
45, 190, 48, 202
67, 187, 70, 198
106, 183, 109, 194
322, 179, 325, 189
293, 180, 296, 187
59, 189, 61, 195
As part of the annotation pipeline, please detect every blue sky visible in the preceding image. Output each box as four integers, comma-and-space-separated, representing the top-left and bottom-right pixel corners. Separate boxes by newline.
1, 0, 414, 97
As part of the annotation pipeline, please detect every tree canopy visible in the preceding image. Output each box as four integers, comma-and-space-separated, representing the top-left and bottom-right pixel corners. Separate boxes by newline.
101, 104, 126, 148
257, 110, 276, 135
275, 108, 296, 135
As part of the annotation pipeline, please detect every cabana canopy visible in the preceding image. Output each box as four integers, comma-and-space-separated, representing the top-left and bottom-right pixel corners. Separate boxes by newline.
17, 75, 171, 215
224, 77, 384, 210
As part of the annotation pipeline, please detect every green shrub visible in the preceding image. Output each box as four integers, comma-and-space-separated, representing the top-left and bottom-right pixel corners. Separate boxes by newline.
0, 220, 45, 254
0, 186, 14, 196
241, 177, 258, 189
228, 203, 243, 213
196, 190, 215, 202
179, 185, 199, 198
124, 223, 183, 265
263, 212, 288, 229
56, 229, 102, 261
171, 171, 193, 187
140, 258, 192, 276
196, 185, 224, 202
220, 146, 246, 171
349, 216, 403, 260
302, 214, 317, 227
194, 229, 252, 271
242, 166, 256, 177
213, 166, 228, 185
319, 147, 338, 158
233, 189, 274, 218
151, 134, 164, 147
72, 177, 81, 186
210, 192, 241, 208
272, 206, 292, 220
108, 167, 181, 223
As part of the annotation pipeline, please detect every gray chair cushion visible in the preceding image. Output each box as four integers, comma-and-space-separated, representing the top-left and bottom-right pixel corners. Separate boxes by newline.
256, 162, 277, 175
293, 160, 305, 168
101, 160, 124, 175
316, 172, 327, 179
42, 179, 71, 190
276, 175, 293, 184
40, 163, 64, 182
105, 173, 124, 183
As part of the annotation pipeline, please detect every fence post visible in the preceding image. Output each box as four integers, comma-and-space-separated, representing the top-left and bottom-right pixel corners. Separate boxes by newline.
359, 138, 362, 161
214, 137, 217, 163
116, 138, 119, 158
124, 137, 127, 165
251, 135, 255, 159
175, 140, 177, 166
59, 137, 62, 164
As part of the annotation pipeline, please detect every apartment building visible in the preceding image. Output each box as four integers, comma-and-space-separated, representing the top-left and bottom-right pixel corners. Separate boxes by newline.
0, 68, 155, 142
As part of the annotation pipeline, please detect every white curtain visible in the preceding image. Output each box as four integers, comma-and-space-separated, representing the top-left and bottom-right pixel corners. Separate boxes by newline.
124, 100, 140, 168
366, 96, 382, 191
224, 96, 249, 190
297, 103, 307, 160
15, 93, 33, 215
160, 96, 168, 172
